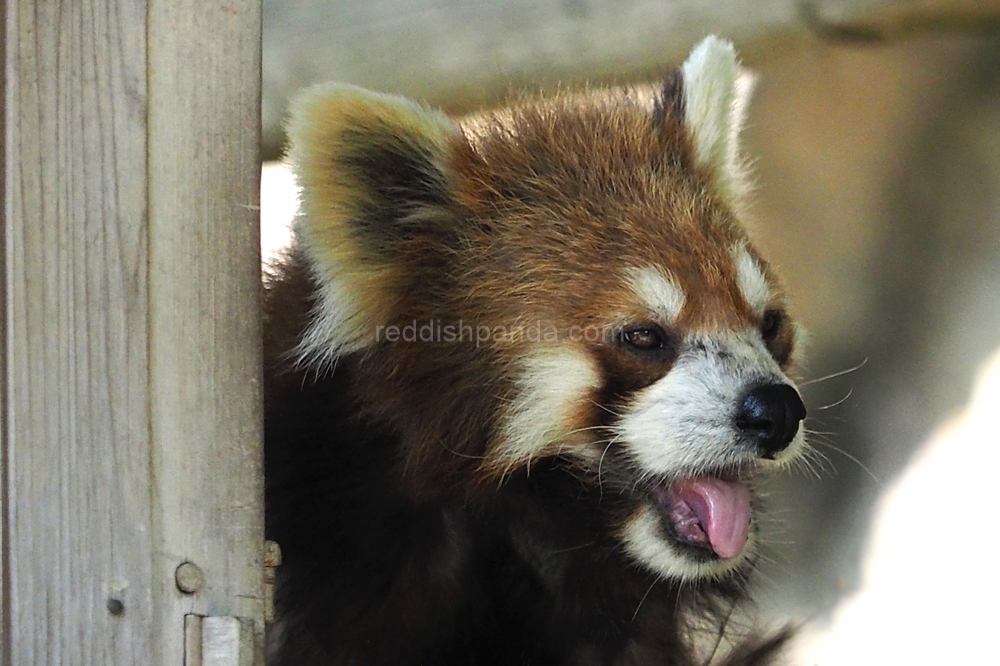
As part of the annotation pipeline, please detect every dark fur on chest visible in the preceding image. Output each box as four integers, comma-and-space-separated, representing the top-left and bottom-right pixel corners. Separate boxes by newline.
264, 356, 785, 666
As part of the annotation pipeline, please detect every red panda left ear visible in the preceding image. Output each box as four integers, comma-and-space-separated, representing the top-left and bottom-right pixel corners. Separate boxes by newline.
677, 36, 756, 205
286, 84, 462, 363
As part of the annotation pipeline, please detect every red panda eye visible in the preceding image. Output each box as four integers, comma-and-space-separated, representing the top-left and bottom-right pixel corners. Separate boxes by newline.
622, 327, 665, 351
761, 309, 784, 342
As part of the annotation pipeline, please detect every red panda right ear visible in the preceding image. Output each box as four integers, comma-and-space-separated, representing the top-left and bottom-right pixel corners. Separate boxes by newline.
675, 36, 756, 206
286, 84, 462, 364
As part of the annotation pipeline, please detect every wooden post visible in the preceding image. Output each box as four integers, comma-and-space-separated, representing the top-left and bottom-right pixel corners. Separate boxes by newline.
1, 1, 264, 664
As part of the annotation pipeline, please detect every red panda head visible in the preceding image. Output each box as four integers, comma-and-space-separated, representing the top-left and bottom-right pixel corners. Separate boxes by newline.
283, 36, 806, 583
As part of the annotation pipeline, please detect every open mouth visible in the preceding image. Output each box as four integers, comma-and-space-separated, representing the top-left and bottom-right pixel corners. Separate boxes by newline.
651, 476, 752, 560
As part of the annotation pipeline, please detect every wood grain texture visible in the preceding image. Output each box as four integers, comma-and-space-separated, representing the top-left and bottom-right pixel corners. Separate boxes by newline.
2, 0, 154, 663
147, 0, 264, 662
1, 0, 263, 663
1, 0, 7, 658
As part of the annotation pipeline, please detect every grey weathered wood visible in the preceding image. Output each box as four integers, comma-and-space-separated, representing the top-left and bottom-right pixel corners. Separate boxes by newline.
147, 0, 264, 660
2, 0, 154, 663
1, 0, 263, 663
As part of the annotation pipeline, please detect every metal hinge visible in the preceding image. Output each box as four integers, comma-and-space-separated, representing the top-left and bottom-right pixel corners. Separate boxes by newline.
184, 614, 256, 666
181, 541, 281, 666
264, 540, 282, 624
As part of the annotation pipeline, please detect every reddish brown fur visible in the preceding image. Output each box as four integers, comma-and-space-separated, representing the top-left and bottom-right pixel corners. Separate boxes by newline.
265, 72, 799, 666
268, 91, 795, 486
453, 96, 789, 343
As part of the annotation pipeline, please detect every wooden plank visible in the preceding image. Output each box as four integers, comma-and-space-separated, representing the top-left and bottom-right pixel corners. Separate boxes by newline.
0, 0, 7, 657
147, 0, 264, 662
1, 0, 155, 663
2, 0, 264, 663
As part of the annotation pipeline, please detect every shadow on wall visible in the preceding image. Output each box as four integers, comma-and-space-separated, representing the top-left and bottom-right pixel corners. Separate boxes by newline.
796, 344, 1000, 663
745, 35, 1000, 618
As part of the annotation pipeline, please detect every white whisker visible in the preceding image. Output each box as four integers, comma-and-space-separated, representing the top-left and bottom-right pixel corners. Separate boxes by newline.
815, 387, 854, 410
810, 440, 882, 487
632, 578, 659, 622
799, 357, 868, 388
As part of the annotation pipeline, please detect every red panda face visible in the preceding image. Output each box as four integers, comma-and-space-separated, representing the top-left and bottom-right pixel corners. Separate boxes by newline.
284, 37, 806, 582
598, 258, 804, 579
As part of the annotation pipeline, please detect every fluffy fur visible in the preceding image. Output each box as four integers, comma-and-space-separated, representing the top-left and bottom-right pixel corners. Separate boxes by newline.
265, 36, 805, 666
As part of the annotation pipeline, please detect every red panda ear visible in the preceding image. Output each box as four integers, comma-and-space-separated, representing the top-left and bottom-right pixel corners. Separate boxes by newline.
286, 84, 461, 363
677, 36, 756, 205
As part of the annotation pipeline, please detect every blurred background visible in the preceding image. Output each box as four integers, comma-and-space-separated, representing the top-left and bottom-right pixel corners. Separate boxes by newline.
259, 0, 1000, 660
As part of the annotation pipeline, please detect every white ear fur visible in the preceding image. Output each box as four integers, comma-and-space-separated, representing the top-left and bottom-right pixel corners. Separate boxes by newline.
681, 36, 755, 203
285, 83, 460, 366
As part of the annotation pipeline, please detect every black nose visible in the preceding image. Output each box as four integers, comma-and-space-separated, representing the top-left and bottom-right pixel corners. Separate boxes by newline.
735, 383, 807, 458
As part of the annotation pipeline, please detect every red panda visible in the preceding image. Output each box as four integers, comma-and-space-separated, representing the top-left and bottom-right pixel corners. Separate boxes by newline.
264, 36, 806, 666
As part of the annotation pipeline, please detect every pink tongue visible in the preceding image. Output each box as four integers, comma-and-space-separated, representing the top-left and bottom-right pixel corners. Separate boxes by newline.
672, 478, 751, 559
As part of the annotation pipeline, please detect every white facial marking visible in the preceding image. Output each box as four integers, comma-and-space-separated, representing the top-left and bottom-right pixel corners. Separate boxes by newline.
628, 267, 686, 323
621, 505, 754, 581
616, 331, 803, 479
614, 329, 804, 580
496, 346, 600, 473
734, 245, 770, 315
